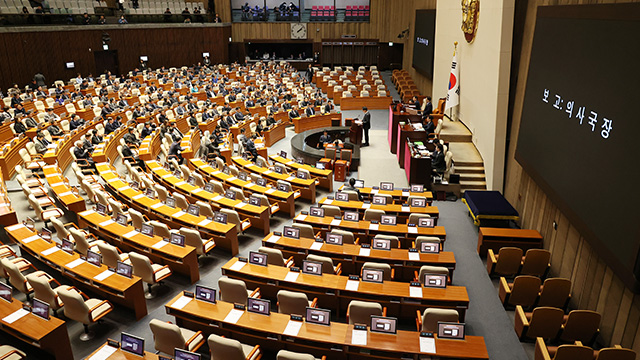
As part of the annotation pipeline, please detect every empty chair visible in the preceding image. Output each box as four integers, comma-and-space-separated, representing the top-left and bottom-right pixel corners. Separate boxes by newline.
0, 345, 26, 359
363, 208, 385, 222
221, 208, 251, 234
209, 180, 225, 194
154, 184, 169, 202
534, 339, 594, 360
29, 194, 64, 228
174, 193, 189, 210
277, 350, 326, 360
416, 308, 459, 332
3, 258, 49, 298
251, 193, 278, 216
306, 254, 341, 275
70, 227, 104, 256
208, 334, 262, 360
362, 262, 394, 281
195, 201, 215, 219
373, 234, 399, 248
414, 236, 441, 251
560, 310, 601, 345
26, 273, 73, 316
321, 204, 341, 218
258, 247, 293, 267
57, 288, 113, 341
0, 252, 35, 279
521, 249, 551, 277
487, 247, 523, 277
96, 242, 130, 268
129, 252, 172, 299
499, 275, 541, 309
150, 220, 175, 240
229, 187, 246, 201
347, 300, 384, 325
515, 306, 564, 341
595, 346, 637, 360
537, 278, 571, 309
219, 277, 260, 306
149, 318, 205, 355
330, 229, 357, 244
179, 164, 191, 179
416, 265, 449, 284
129, 208, 148, 230
291, 223, 316, 239
277, 290, 316, 316
179, 227, 216, 256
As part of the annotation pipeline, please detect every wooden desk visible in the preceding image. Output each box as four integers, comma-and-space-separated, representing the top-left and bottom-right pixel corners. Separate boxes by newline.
269, 154, 333, 191
263, 120, 287, 147
42, 120, 99, 171
295, 213, 447, 249
95, 163, 239, 255
477, 227, 543, 257
0, 135, 29, 180
166, 295, 487, 360
180, 129, 201, 160
146, 160, 270, 235
262, 232, 456, 282
85, 342, 161, 360
404, 141, 432, 188
340, 96, 393, 110
42, 165, 86, 213
222, 257, 469, 321
292, 112, 342, 133
318, 197, 439, 224
388, 107, 421, 155
92, 127, 128, 164
5, 223, 148, 320
139, 131, 161, 161
0, 293, 73, 359
337, 185, 433, 204
190, 158, 296, 217
232, 156, 317, 202
0, 169, 17, 226
397, 123, 428, 169
230, 118, 259, 143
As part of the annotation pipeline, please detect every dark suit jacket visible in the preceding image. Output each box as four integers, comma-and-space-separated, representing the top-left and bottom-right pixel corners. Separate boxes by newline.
305, 108, 315, 117
362, 111, 371, 130
424, 102, 433, 116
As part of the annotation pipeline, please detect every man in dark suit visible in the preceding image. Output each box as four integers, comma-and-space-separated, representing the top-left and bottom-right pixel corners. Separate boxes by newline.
104, 117, 118, 135
288, 106, 300, 119
168, 140, 184, 164
318, 130, 331, 148
431, 142, 446, 176
140, 122, 153, 138
73, 141, 95, 168
305, 105, 315, 117
423, 96, 433, 116
361, 107, 370, 146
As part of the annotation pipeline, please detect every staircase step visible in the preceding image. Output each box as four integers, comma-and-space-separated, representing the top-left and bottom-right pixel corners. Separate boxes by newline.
455, 166, 485, 174
440, 134, 472, 143
459, 173, 485, 181
460, 180, 487, 191
454, 160, 484, 167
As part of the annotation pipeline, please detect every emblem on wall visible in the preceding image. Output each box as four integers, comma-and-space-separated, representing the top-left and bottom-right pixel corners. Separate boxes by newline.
461, 0, 479, 43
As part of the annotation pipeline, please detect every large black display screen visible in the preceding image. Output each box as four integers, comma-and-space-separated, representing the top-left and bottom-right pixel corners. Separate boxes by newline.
412, 9, 436, 78
516, 4, 640, 291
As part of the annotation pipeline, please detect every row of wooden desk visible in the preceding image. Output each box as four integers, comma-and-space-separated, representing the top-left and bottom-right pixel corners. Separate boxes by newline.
42, 165, 86, 213
269, 154, 334, 191
292, 112, 342, 133
337, 184, 433, 203
318, 196, 439, 224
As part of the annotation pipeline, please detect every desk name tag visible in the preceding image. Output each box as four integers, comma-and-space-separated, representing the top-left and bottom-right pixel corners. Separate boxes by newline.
349, 275, 359, 281
274, 231, 282, 236
234, 303, 246, 310
372, 186, 380, 190
420, 332, 434, 338
370, 220, 379, 224
361, 243, 371, 249
364, 201, 371, 205
327, 196, 335, 200
354, 324, 367, 331
183, 291, 194, 298
237, 257, 248, 263
290, 314, 303, 321
107, 339, 120, 348
409, 248, 419, 252
410, 281, 422, 287
408, 223, 417, 227
334, 215, 342, 220
290, 267, 300, 272
314, 237, 323, 243
301, 211, 309, 215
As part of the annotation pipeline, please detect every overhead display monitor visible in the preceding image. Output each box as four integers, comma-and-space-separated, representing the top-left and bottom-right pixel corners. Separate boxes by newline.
412, 9, 436, 78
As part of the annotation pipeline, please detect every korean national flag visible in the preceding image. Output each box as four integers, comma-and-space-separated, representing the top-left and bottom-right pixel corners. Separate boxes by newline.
445, 53, 460, 111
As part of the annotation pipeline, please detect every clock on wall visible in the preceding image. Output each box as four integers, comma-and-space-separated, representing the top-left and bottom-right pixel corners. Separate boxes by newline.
291, 23, 308, 40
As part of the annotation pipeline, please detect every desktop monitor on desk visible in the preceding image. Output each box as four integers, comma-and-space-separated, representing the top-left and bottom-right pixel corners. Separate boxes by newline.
61, 238, 75, 254
224, 189, 236, 200
410, 198, 427, 208
249, 251, 268, 266
187, 204, 200, 216
115, 213, 128, 226
380, 215, 397, 225
335, 192, 349, 201
116, 261, 133, 278
380, 182, 394, 191
283, 226, 300, 239
297, 170, 309, 180
238, 171, 248, 181
214, 212, 228, 224
96, 203, 108, 216
141, 223, 154, 236
203, 183, 215, 193
165, 197, 176, 208
362, 268, 384, 283
418, 217, 435, 228
302, 260, 323, 275
372, 238, 391, 250
87, 250, 102, 267
175, 348, 201, 360
371, 315, 398, 334
31, 298, 50, 320
280, 151, 287, 158
256, 178, 267, 187
248, 196, 261, 206
309, 206, 324, 217
121, 332, 145, 357
437, 322, 465, 340
247, 297, 270, 315
145, 188, 156, 199
424, 274, 447, 288
372, 195, 387, 205
343, 211, 359, 222
170, 233, 186, 247
326, 233, 343, 245
315, 162, 325, 170
0, 282, 12, 302
306, 307, 331, 326
195, 285, 216, 304
420, 242, 440, 253
411, 184, 425, 193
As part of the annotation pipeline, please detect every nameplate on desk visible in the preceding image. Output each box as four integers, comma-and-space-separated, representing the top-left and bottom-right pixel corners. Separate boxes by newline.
330, 218, 342, 226
99, 220, 115, 227
80, 210, 95, 216
41, 247, 60, 256
420, 336, 436, 353
58, 191, 74, 197
227, 176, 237, 181
351, 329, 368, 345
87, 344, 118, 360
265, 188, 276, 194
66, 258, 85, 269
402, 191, 410, 197
401, 206, 410, 212
324, 199, 333, 205
310, 242, 323, 250
212, 170, 221, 175
2, 308, 29, 324
152, 240, 169, 249
369, 224, 379, 231
175, 181, 187, 186
198, 219, 212, 227
22, 235, 40, 244
6, 224, 25, 231
223, 309, 244, 324
132, 194, 145, 200
123, 230, 138, 238
345, 280, 359, 291
172, 296, 192, 310
358, 248, 371, 257
410, 286, 423, 298
408, 252, 420, 261
120, 186, 131, 191
173, 211, 186, 218
295, 214, 307, 221
266, 235, 279, 243
408, 227, 418, 234
229, 261, 246, 271
286, 160, 294, 165
371, 189, 378, 194
192, 188, 203, 194
283, 320, 303, 336
94, 269, 115, 281
235, 202, 246, 209
284, 271, 300, 282
213, 195, 224, 201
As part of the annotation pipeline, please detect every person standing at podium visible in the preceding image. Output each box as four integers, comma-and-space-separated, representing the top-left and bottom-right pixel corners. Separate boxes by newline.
318, 130, 332, 148
361, 107, 370, 147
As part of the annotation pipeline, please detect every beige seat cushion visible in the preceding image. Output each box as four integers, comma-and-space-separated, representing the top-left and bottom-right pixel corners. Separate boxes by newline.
180, 327, 204, 351
86, 298, 112, 321
241, 343, 261, 360
151, 264, 171, 282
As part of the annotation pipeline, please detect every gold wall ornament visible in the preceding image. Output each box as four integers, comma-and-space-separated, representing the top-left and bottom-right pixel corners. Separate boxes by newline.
461, 0, 480, 43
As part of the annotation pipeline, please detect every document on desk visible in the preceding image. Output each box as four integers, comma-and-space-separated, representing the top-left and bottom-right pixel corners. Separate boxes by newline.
87, 344, 118, 360
285, 176, 295, 181
23, 235, 40, 244
420, 337, 436, 353
264, 170, 273, 175
49, 182, 65, 188
175, 181, 187, 186
295, 214, 307, 221
323, 199, 333, 205
401, 206, 410, 212
2, 308, 29, 324
59, 191, 73, 197
245, 183, 255, 189
266, 235, 280, 243
345, 280, 360, 291
6, 223, 25, 231
223, 309, 244, 324
94, 269, 115, 281
213, 195, 224, 201
107, 177, 120, 183
152, 240, 169, 249
192, 188, 203, 194
229, 261, 246, 271
132, 194, 145, 200
120, 186, 131, 191
402, 191, 410, 197
410, 286, 423, 298
283, 320, 303, 336
172, 296, 192, 310
369, 224, 379, 231
198, 219, 212, 227
284, 272, 299, 282
66, 258, 85, 269
359, 248, 371, 256
265, 188, 276, 194
235, 202, 246, 209
161, 174, 172, 179
151, 202, 164, 209
351, 329, 368, 345
371, 189, 378, 195
362, 203, 371, 209
330, 219, 342, 226
408, 227, 418, 234
173, 210, 186, 218
41, 247, 60, 256
123, 230, 138, 238
310, 242, 323, 250
99, 219, 115, 227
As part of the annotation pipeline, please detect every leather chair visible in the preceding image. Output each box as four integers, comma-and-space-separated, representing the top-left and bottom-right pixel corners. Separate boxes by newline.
180, 227, 216, 256
560, 310, 601, 345
499, 275, 541, 310
277, 290, 317, 316
416, 265, 449, 285
129, 252, 172, 299
291, 223, 317, 239
4, 260, 52, 299
26, 273, 73, 317
96, 242, 130, 269
218, 277, 260, 306
258, 247, 294, 267
57, 287, 113, 341
416, 308, 459, 332
330, 229, 358, 245
373, 234, 400, 249
221, 208, 251, 234
362, 262, 394, 281
521, 249, 551, 277
537, 278, 571, 309
321, 204, 341, 218
306, 254, 341, 275
346, 300, 385, 325
595, 346, 637, 360
515, 306, 564, 341
413, 236, 442, 251
196, 201, 216, 219
534, 338, 593, 360
363, 209, 385, 222
0, 345, 27, 359
277, 350, 326, 360
149, 318, 205, 355
487, 247, 523, 277
208, 334, 262, 360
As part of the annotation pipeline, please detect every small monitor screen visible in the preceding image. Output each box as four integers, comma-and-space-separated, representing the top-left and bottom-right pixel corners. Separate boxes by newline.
411, 184, 424, 193
141, 223, 154, 236
424, 274, 447, 288
309, 206, 324, 217
204, 183, 214, 192
145, 188, 155, 198
301, 260, 322, 275
296, 170, 308, 179
0, 282, 11, 302
61, 238, 75, 254
96, 203, 107, 215
115, 213, 128, 226
170, 233, 186, 247
222, 166, 230, 175
420, 241, 440, 253
280, 151, 287, 158
249, 251, 268, 266
248, 196, 261, 206
315, 162, 325, 170
277, 183, 288, 192
335, 192, 349, 201
195, 285, 216, 303
256, 178, 267, 187
116, 261, 133, 278
437, 322, 465, 340
283, 226, 300, 239
32, 298, 49, 320
65, 62, 75, 69
418, 217, 435, 228
326, 233, 343, 245
121, 333, 145, 356
371, 315, 398, 334
214, 212, 228, 224
380, 182, 394, 191
187, 204, 200, 216
274, 166, 284, 174
165, 197, 176, 208
224, 190, 236, 200
410, 198, 427, 208
140, 56, 148, 61
296, 157, 304, 164
305, 307, 330, 325
187, 176, 196, 186
247, 297, 270, 315
380, 215, 397, 225
372, 238, 391, 250
362, 268, 384, 283
372, 196, 387, 205
343, 211, 359, 222
202, 52, 209, 57
353, 179, 364, 188
87, 250, 102, 267
238, 171, 248, 181
175, 349, 201, 360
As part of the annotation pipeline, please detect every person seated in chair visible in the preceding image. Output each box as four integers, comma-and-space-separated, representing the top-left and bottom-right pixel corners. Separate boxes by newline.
122, 140, 144, 168
423, 115, 435, 135
123, 127, 140, 146
90, 129, 103, 145
104, 117, 118, 135
140, 122, 153, 138
288, 106, 300, 119
305, 104, 316, 117
431, 142, 446, 178
243, 136, 258, 163
168, 140, 185, 165
69, 113, 84, 130
46, 119, 63, 137
73, 141, 95, 169
34, 132, 49, 154
343, 178, 363, 201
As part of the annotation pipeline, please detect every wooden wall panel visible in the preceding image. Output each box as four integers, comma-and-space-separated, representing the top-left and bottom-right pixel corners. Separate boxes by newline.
504, 0, 640, 350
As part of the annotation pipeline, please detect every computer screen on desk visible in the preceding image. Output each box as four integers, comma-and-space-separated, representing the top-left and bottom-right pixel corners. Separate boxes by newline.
372, 238, 391, 250
380, 182, 394, 191
165, 197, 176, 208
280, 151, 287, 158
87, 250, 102, 267
121, 332, 145, 356
247, 297, 270, 315
61, 238, 75, 254
343, 211, 359, 222
32, 298, 49, 320
145, 188, 156, 198
371, 315, 397, 334
296, 170, 309, 180
283, 226, 300, 239
420, 242, 440, 253
116, 261, 133, 278
411, 184, 424, 193
380, 215, 397, 225
187, 204, 200, 216
410, 198, 427, 207
214, 212, 228, 224
424, 274, 447, 288
256, 178, 267, 187
372, 195, 387, 205
309, 206, 324, 217
195, 285, 216, 304
96, 203, 107, 215
115, 213, 128, 226
302, 260, 322, 275
335, 192, 349, 201
224, 189, 236, 200
0, 282, 12, 302
362, 268, 384, 283
175, 348, 201, 360
249, 251, 268, 266
437, 322, 465, 340
326, 233, 343, 245
170, 233, 186, 247
204, 183, 214, 193
306, 307, 330, 325
248, 196, 261, 206
418, 217, 435, 228
315, 162, 325, 170
141, 223, 154, 236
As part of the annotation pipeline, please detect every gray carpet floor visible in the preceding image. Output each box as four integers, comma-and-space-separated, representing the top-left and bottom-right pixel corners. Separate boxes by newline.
0, 71, 533, 359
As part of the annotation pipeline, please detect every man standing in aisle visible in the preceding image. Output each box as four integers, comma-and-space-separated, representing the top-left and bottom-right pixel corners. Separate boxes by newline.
361, 106, 370, 147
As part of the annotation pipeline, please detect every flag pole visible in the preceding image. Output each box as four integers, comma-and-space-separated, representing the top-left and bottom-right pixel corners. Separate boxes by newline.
449, 41, 457, 121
